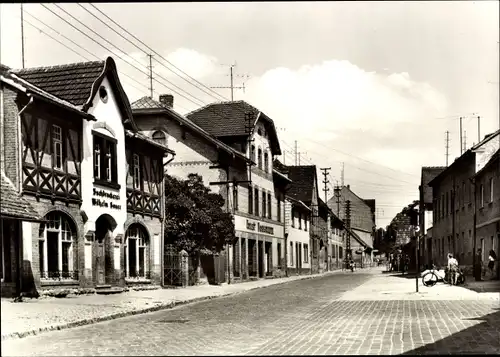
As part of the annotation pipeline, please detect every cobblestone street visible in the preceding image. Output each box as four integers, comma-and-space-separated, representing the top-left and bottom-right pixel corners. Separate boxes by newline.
2, 269, 499, 356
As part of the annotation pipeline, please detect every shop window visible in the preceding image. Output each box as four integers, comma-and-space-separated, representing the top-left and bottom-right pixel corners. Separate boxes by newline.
93, 131, 118, 186
303, 244, 309, 263
52, 125, 63, 170
38, 212, 76, 280
125, 224, 149, 279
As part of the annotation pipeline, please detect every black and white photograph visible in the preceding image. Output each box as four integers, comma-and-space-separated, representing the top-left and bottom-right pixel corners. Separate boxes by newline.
0, 1, 499, 355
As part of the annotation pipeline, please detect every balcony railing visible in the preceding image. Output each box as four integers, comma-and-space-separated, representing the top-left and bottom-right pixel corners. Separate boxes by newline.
40, 270, 79, 281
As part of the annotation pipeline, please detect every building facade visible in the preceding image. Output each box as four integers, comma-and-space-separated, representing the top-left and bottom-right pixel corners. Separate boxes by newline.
473, 148, 499, 279
0, 57, 173, 294
429, 131, 499, 268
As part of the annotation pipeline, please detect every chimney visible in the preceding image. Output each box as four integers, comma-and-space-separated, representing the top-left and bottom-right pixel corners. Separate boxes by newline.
159, 94, 174, 108
347, 184, 350, 189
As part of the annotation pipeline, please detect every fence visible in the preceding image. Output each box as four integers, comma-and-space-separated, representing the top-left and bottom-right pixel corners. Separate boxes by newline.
164, 245, 183, 286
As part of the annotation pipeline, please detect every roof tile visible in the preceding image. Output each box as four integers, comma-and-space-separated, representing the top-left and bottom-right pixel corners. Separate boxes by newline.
11, 60, 105, 106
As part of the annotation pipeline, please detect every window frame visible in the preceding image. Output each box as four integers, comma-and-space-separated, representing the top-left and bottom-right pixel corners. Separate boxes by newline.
92, 130, 119, 189
52, 125, 63, 171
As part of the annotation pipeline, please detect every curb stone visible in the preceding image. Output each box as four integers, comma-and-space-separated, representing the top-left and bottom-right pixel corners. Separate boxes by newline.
1, 269, 344, 341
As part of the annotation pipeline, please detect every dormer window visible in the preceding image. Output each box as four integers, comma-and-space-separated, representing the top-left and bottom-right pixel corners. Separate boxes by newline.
152, 130, 167, 146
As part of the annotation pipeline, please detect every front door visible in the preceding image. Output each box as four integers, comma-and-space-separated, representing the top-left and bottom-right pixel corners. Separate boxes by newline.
96, 239, 106, 285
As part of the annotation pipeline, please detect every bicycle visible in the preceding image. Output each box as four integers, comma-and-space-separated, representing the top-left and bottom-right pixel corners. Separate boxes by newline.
421, 265, 465, 287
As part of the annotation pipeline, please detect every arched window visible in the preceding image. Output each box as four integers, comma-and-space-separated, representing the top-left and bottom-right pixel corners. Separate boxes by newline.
38, 212, 76, 280
152, 130, 167, 147
258, 148, 262, 169
125, 224, 150, 279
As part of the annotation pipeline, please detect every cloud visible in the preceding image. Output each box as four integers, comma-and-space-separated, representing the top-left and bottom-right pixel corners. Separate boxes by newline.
163, 48, 218, 79
245, 60, 448, 138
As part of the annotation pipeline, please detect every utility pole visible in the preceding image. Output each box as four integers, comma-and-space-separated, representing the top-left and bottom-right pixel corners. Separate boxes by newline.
21, 4, 25, 68
210, 63, 247, 101
334, 183, 341, 217
445, 131, 450, 166
463, 131, 467, 151
295, 141, 298, 166
340, 163, 345, 187
459, 117, 463, 155
147, 54, 154, 99
320, 168, 331, 204
345, 200, 352, 271
477, 116, 481, 143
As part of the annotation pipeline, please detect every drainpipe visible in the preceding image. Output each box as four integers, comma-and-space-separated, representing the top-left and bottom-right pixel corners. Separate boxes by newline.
161, 153, 176, 287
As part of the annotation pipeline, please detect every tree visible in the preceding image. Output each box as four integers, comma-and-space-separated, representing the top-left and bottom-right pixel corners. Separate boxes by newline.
164, 173, 236, 254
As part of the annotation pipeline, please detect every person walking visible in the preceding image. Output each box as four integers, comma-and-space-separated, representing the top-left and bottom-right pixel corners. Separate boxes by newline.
488, 250, 497, 280
474, 249, 483, 281
447, 253, 459, 285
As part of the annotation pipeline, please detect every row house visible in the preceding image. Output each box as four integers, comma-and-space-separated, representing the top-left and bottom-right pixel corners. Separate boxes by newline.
473, 148, 499, 279
0, 58, 174, 297
418, 166, 445, 267
428, 130, 499, 269
135, 97, 289, 280
327, 185, 375, 265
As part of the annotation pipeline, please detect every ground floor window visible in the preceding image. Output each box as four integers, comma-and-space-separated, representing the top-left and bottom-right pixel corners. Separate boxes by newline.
125, 224, 149, 279
277, 242, 281, 268
303, 244, 309, 263
38, 212, 76, 280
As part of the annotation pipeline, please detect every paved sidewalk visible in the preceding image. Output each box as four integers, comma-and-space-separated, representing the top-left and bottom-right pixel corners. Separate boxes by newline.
339, 267, 500, 301
1, 269, 344, 341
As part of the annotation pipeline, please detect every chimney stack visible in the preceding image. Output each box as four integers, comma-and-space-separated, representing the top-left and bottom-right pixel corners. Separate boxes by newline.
159, 94, 174, 108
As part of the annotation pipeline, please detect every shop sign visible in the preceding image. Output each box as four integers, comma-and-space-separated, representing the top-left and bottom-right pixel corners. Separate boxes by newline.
246, 219, 274, 235
92, 187, 121, 210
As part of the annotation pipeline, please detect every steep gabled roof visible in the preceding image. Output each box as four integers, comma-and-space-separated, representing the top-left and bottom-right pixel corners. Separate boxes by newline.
186, 100, 282, 155
131, 96, 251, 164
420, 166, 446, 204
274, 160, 317, 206
474, 148, 500, 178
10, 57, 137, 131
1, 172, 39, 220
12, 60, 105, 106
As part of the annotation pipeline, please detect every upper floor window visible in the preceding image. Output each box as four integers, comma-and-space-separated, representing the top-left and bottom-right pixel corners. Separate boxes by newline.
462, 182, 466, 206
257, 148, 262, 170
490, 178, 494, 202
277, 197, 281, 222
254, 187, 259, 216
52, 125, 63, 170
233, 184, 239, 211
262, 191, 266, 218
480, 184, 484, 207
267, 192, 272, 219
93, 131, 117, 185
152, 130, 167, 147
251, 145, 256, 162
264, 152, 269, 173
299, 212, 302, 229
133, 154, 141, 189
305, 217, 308, 231
291, 207, 295, 228
248, 185, 253, 215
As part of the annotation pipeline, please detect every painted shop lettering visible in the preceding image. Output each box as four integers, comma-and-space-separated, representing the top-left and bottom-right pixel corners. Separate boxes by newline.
92, 187, 121, 210
246, 220, 274, 235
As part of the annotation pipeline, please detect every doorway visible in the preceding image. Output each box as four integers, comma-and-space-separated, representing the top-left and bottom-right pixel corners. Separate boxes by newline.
94, 215, 116, 286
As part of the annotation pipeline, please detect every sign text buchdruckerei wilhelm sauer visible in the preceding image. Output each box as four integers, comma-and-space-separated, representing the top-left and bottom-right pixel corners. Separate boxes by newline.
92, 188, 121, 210
246, 219, 274, 235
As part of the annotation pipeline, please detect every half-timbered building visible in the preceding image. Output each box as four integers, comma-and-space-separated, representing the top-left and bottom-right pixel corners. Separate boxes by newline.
0, 57, 174, 295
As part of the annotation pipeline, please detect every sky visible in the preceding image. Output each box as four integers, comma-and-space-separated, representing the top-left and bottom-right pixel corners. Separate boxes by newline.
1, 2, 499, 228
